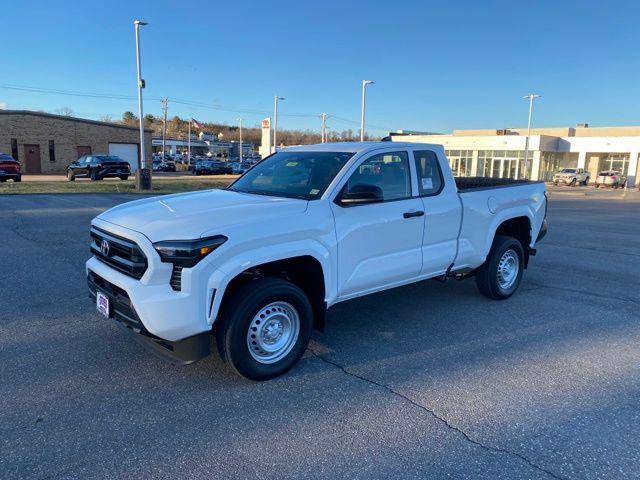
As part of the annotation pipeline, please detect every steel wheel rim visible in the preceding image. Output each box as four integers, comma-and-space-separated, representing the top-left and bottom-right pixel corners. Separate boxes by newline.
247, 301, 300, 364
497, 249, 519, 290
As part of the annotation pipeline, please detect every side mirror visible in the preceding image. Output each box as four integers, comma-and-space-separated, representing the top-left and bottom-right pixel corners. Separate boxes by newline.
339, 184, 384, 206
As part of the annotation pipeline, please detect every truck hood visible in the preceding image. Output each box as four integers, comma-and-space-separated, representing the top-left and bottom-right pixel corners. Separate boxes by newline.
97, 189, 308, 242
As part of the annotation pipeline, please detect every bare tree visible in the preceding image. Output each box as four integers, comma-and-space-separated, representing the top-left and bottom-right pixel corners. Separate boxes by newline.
55, 106, 74, 116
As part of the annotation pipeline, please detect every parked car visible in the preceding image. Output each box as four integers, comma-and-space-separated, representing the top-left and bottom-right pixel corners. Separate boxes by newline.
552, 168, 589, 186
595, 170, 626, 188
86, 142, 548, 380
67, 155, 131, 181
0, 153, 21, 182
193, 160, 233, 175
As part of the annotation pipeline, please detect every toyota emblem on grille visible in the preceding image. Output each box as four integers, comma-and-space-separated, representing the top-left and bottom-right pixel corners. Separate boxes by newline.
100, 239, 111, 257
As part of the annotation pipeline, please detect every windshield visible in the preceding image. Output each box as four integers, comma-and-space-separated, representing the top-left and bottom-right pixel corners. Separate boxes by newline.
228, 151, 354, 200
560, 168, 576, 173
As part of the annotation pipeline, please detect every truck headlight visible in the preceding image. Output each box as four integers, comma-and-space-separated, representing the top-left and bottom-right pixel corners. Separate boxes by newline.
153, 235, 227, 267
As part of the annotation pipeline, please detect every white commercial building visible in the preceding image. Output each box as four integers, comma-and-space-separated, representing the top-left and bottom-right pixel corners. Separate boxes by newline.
390, 124, 640, 186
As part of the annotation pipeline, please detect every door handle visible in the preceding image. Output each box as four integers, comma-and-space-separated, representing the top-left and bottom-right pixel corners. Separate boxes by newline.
403, 210, 425, 219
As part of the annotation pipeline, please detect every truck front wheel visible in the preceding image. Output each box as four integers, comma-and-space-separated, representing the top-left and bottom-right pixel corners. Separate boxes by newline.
475, 235, 524, 300
216, 277, 313, 380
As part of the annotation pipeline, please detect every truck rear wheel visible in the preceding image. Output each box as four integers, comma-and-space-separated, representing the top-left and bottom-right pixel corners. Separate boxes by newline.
216, 277, 313, 381
475, 235, 524, 300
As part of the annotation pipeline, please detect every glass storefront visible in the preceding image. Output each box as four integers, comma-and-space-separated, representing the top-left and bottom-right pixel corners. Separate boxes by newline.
540, 152, 578, 181
598, 153, 630, 174
478, 150, 531, 179
445, 150, 473, 177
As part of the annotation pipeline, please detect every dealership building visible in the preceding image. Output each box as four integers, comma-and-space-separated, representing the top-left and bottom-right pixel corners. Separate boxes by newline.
390, 124, 640, 186
0, 110, 152, 174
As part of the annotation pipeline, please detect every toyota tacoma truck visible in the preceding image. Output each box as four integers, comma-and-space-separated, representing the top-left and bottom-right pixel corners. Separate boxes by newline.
87, 142, 547, 380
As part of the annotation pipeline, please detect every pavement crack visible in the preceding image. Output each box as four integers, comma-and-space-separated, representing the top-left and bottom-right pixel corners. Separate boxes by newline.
308, 347, 569, 480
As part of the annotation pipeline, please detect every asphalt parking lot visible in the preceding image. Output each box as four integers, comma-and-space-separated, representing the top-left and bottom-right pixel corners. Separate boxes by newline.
1, 187, 639, 479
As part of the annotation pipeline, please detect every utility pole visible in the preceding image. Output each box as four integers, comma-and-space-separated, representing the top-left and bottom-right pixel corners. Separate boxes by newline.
320, 113, 328, 143
134, 19, 150, 189
360, 80, 374, 142
161, 98, 168, 159
238, 118, 243, 163
273, 96, 284, 153
522, 94, 540, 179
187, 119, 191, 168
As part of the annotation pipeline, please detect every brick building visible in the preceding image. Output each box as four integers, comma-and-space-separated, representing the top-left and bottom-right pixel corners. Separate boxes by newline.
0, 110, 152, 174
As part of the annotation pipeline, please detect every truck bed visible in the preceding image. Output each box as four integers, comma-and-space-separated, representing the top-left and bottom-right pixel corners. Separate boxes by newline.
455, 176, 538, 192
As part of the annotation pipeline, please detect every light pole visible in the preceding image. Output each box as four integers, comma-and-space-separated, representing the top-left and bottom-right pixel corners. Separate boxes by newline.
161, 98, 168, 160
238, 118, 243, 162
360, 80, 374, 142
134, 19, 150, 189
273, 96, 284, 153
523, 94, 540, 179
320, 113, 328, 143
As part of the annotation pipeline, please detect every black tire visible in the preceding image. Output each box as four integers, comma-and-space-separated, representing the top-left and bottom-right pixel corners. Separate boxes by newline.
570, 178, 576, 187
14, 176, 21, 183
120, 175, 129, 181
216, 277, 313, 381
583, 177, 589, 186
67, 170, 75, 182
90, 169, 101, 181
0, 178, 6, 183
475, 235, 525, 300
595, 184, 600, 188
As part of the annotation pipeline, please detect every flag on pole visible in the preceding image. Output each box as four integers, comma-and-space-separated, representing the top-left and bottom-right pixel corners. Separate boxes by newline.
191, 118, 204, 130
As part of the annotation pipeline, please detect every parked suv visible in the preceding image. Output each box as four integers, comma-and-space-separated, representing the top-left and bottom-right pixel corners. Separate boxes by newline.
552, 168, 589, 186
595, 170, 626, 188
0, 153, 21, 182
67, 155, 131, 181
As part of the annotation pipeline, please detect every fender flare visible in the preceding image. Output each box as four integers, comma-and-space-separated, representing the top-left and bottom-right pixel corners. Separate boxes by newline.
205, 240, 333, 325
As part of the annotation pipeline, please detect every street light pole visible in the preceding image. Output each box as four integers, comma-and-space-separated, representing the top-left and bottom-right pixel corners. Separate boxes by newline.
523, 93, 540, 179
360, 80, 374, 142
161, 98, 168, 160
273, 96, 284, 153
238, 118, 243, 163
134, 19, 150, 189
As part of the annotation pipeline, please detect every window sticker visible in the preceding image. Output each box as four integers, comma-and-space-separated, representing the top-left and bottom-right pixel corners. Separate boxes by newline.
309, 188, 320, 195
421, 177, 434, 190
286, 162, 298, 167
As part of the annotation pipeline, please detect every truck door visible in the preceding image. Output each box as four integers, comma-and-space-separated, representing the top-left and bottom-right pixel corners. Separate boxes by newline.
412, 149, 461, 277
331, 150, 424, 298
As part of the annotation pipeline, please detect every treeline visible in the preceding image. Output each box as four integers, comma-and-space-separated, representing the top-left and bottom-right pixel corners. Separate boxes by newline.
119, 111, 379, 145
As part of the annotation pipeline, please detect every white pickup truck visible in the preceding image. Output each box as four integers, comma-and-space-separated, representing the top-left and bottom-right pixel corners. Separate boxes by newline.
87, 142, 547, 380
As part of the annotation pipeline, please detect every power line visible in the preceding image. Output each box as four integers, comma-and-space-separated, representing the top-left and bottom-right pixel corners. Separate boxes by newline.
0, 83, 394, 132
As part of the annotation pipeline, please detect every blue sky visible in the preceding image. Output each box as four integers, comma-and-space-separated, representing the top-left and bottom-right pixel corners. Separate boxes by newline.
2, 0, 639, 134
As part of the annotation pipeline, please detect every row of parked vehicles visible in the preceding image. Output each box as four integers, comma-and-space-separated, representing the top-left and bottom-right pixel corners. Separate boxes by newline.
552, 168, 628, 188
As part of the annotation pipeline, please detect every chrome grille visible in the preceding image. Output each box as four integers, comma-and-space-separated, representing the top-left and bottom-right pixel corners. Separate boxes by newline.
90, 226, 147, 279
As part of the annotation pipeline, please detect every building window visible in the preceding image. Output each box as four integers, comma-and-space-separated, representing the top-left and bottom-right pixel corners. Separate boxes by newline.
49, 140, 56, 162
445, 149, 473, 177
11, 138, 18, 160
478, 150, 530, 179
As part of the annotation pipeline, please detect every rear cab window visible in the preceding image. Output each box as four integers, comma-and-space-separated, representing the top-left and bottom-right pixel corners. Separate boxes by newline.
413, 150, 444, 196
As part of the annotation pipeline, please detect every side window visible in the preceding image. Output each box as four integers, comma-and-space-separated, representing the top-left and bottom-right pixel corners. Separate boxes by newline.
345, 151, 411, 201
85, 156, 92, 164
414, 150, 443, 196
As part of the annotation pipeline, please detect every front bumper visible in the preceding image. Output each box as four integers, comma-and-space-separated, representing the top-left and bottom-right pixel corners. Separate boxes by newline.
87, 269, 211, 364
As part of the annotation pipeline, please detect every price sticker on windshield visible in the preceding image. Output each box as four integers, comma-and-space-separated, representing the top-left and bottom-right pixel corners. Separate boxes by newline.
286, 162, 298, 167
